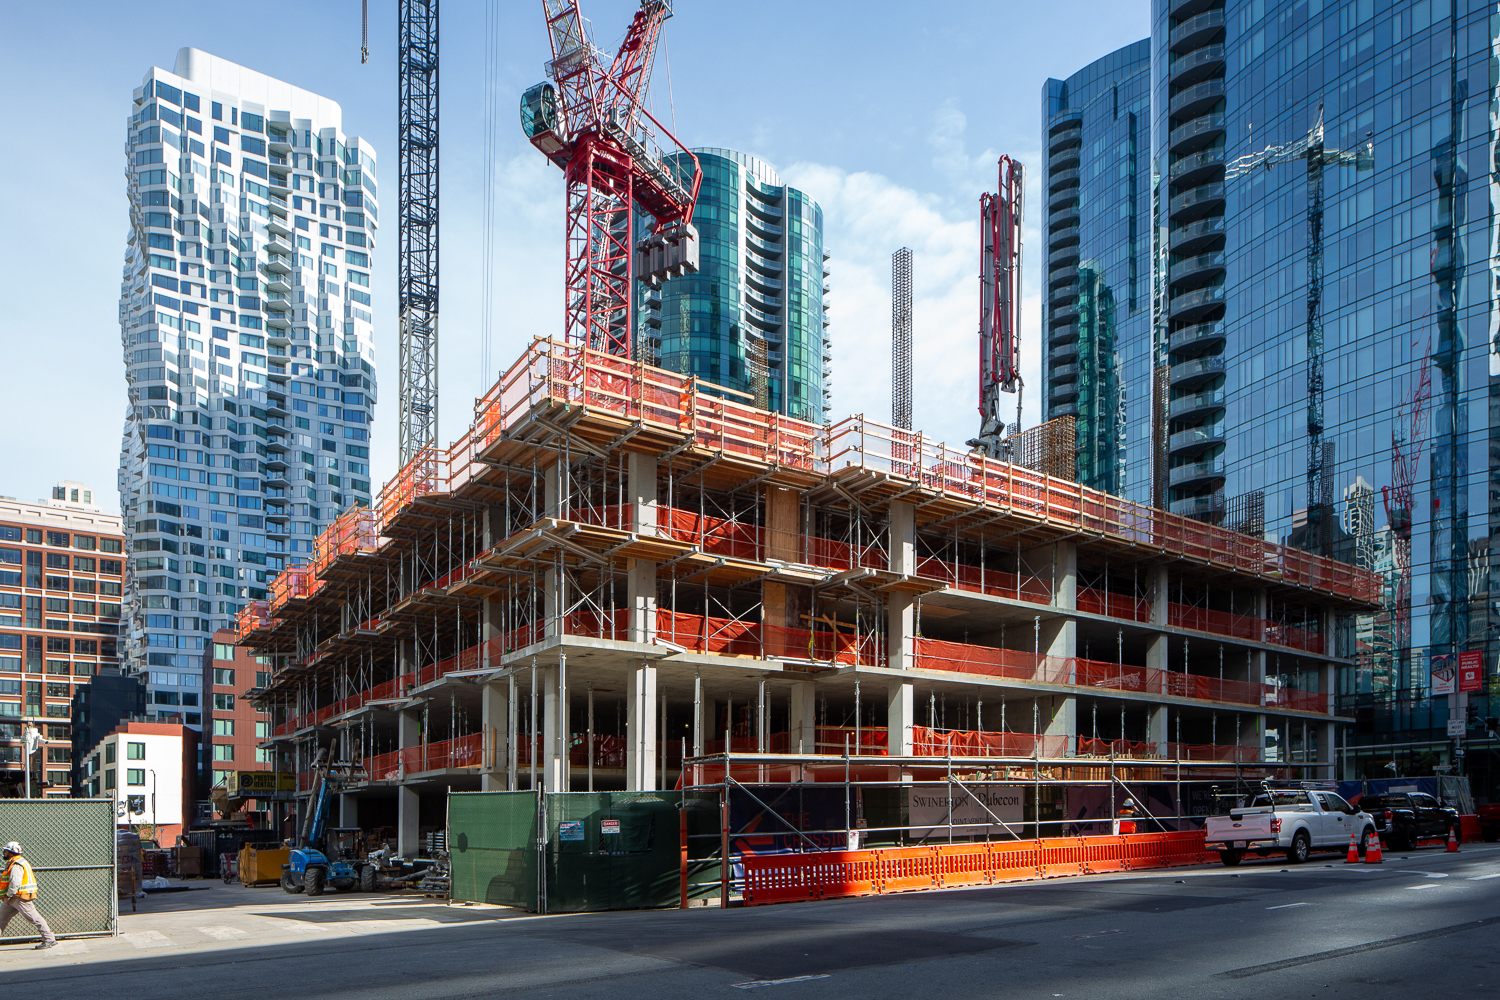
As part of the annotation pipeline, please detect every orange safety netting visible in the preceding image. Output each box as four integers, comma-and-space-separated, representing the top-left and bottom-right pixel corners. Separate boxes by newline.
658, 506, 764, 561
804, 535, 889, 572
656, 608, 762, 656
914, 553, 1049, 603
1079, 586, 1152, 622
911, 725, 1069, 758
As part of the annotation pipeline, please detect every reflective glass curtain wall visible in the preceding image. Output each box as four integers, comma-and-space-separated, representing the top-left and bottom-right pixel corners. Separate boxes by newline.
1043, 41, 1153, 500
1151, 0, 1500, 781
645, 149, 829, 422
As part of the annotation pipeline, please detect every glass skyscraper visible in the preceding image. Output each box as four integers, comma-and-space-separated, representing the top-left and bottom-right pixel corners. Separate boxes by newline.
118, 49, 378, 726
644, 149, 829, 422
1151, 0, 1500, 780
1042, 41, 1153, 498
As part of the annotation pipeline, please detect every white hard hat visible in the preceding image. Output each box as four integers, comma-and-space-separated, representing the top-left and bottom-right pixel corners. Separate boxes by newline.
3, 842, 20, 854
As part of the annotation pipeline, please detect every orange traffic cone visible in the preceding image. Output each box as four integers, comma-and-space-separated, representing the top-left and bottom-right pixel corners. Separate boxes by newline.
1365, 831, 1384, 864
1447, 827, 1459, 853
1346, 831, 1360, 864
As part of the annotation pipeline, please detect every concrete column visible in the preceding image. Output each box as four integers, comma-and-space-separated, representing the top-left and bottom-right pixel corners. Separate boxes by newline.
539, 663, 563, 791
1146, 634, 1170, 673
1042, 694, 1077, 756
628, 452, 658, 534
1146, 703, 1170, 752
1318, 720, 1338, 778
1047, 540, 1077, 611
887, 681, 915, 756
480, 679, 508, 791
1149, 566, 1171, 626
888, 501, 917, 670
888, 501, 915, 575
396, 706, 421, 856
626, 660, 657, 790
628, 559, 657, 644
481, 597, 501, 667
787, 680, 817, 755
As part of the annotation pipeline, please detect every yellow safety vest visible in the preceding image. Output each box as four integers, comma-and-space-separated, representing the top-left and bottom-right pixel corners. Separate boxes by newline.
1, 857, 38, 900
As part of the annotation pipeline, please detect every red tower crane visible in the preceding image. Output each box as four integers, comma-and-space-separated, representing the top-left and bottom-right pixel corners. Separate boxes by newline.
970, 156, 1024, 458
1380, 342, 1433, 649
521, 0, 702, 358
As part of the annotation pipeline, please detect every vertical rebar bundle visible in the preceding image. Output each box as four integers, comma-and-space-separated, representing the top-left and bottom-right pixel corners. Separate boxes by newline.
892, 247, 912, 430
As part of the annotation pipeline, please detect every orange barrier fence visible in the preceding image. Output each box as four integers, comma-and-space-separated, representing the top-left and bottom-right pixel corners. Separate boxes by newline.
312, 507, 380, 578
912, 725, 1069, 758
234, 600, 273, 640
915, 554, 1048, 604
366, 750, 400, 782
741, 830, 1218, 905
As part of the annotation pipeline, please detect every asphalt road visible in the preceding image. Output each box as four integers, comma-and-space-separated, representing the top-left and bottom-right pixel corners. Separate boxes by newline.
6, 843, 1500, 999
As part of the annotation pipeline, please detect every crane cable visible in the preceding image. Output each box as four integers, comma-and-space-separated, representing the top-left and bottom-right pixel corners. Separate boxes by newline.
479, 0, 500, 386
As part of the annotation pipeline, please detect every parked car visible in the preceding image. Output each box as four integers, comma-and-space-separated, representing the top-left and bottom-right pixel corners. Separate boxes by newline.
1205, 785, 1375, 865
1478, 803, 1500, 842
1359, 792, 1460, 850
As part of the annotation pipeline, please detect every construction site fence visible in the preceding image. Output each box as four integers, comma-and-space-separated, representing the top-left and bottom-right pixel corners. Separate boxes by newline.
0, 799, 116, 940
448, 789, 722, 913
741, 831, 1217, 905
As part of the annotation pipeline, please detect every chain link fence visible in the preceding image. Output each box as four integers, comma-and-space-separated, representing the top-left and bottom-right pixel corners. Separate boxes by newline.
0, 799, 116, 939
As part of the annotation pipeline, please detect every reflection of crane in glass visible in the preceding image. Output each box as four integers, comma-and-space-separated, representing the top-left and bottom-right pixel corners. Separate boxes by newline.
1380, 340, 1432, 651
1225, 106, 1372, 554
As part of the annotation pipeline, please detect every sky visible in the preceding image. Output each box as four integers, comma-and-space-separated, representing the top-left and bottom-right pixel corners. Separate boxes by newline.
0, 0, 1150, 515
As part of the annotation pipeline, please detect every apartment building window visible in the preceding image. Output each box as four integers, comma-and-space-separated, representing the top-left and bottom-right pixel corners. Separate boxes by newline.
126, 769, 145, 786
213, 719, 234, 736
105, 743, 116, 764
213, 643, 235, 660
213, 667, 235, 686
127, 742, 145, 760
104, 769, 115, 790
212, 744, 234, 761
46, 532, 69, 547
256, 748, 275, 764
214, 693, 234, 711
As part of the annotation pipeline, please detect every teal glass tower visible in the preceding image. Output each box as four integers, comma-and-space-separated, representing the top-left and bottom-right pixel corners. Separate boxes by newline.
644, 149, 829, 422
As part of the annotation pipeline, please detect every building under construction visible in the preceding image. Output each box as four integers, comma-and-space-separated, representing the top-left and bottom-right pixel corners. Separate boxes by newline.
234, 338, 1380, 857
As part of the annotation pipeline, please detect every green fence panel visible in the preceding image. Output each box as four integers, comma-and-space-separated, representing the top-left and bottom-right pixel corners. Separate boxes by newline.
449, 790, 721, 913
449, 791, 538, 910
0, 799, 116, 939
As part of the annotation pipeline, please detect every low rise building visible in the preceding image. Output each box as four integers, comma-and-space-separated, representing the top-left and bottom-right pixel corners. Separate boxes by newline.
0, 486, 124, 797
78, 721, 198, 845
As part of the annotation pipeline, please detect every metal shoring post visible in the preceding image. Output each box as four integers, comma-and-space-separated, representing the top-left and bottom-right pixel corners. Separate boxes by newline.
587, 684, 595, 792
947, 747, 954, 845
1034, 615, 1041, 678
1033, 697, 1041, 839
719, 780, 730, 908
854, 677, 861, 754
693, 669, 703, 786
559, 652, 568, 792
844, 734, 851, 851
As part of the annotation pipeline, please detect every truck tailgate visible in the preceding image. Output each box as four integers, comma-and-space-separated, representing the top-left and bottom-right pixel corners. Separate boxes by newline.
1205, 813, 1275, 844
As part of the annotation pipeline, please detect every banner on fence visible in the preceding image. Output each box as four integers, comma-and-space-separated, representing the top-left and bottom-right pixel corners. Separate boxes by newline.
909, 783, 1024, 840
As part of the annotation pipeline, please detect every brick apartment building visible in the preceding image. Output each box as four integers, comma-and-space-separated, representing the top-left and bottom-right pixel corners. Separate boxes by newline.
202, 628, 279, 824
0, 486, 125, 796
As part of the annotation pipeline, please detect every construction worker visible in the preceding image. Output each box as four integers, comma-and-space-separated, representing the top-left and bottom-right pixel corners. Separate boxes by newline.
1, 841, 56, 950
1116, 799, 1138, 835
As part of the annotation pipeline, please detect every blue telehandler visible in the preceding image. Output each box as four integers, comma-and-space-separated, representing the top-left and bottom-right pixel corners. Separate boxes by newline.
280, 750, 378, 895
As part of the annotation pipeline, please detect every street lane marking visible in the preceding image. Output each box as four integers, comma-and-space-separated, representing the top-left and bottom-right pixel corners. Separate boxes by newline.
1221, 914, 1500, 978
1468, 873, 1500, 880
1406, 884, 1439, 890
732, 976, 832, 989
198, 926, 249, 941
1397, 871, 1448, 878
1067, 929, 1121, 939
1266, 902, 1313, 909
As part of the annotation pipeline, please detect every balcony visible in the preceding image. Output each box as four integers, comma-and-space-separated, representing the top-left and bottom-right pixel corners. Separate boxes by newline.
1049, 148, 1080, 174
1169, 320, 1227, 355
1168, 285, 1225, 322
1048, 189, 1080, 215
1169, 251, 1227, 288
1049, 201, 1080, 230
1049, 305, 1079, 327
746, 214, 782, 239
1048, 242, 1080, 268
1048, 167, 1080, 193
1169, 146, 1226, 187
1169, 460, 1226, 488
1170, 495, 1225, 519
1050, 382, 1079, 405
1168, 424, 1225, 456
1051, 402, 1079, 418
1169, 354, 1225, 389
1169, 114, 1226, 155
1169, 182, 1225, 223
1169, 216, 1227, 255
1049, 323, 1079, 345
1049, 264, 1079, 290
265, 215, 292, 239
1168, 389, 1225, 419
1169, 0, 1220, 17
1169, 43, 1227, 87
1048, 117, 1082, 156
1048, 223, 1080, 250
1051, 363, 1079, 383
1169, 78, 1226, 121
746, 233, 782, 257
1169, 9, 1225, 53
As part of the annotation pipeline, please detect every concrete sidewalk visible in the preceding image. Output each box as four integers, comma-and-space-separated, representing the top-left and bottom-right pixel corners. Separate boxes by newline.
0, 880, 519, 970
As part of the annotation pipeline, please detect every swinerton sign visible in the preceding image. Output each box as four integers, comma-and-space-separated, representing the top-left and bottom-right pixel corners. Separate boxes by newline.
909, 783, 1025, 840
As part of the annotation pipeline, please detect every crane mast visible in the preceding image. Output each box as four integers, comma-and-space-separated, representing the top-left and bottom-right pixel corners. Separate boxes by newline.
522, 0, 702, 359
397, 0, 439, 466
971, 156, 1023, 458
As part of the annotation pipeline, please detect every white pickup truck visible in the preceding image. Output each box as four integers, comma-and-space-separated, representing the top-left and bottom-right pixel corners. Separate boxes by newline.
1204, 786, 1376, 866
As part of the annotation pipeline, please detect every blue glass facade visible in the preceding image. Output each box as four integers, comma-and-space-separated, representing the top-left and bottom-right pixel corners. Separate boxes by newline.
645, 149, 829, 422
1146, 0, 1500, 780
1043, 41, 1153, 498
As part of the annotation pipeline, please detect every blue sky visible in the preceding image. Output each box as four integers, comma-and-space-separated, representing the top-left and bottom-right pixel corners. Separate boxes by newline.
0, 1, 1149, 514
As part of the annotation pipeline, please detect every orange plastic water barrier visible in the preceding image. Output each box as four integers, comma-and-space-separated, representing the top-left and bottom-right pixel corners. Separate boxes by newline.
741, 831, 1218, 905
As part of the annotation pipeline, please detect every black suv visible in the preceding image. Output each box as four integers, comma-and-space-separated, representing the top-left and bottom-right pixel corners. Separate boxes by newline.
1361, 792, 1460, 850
